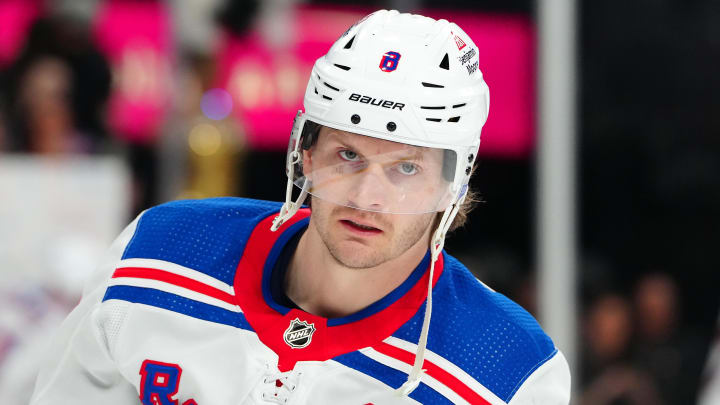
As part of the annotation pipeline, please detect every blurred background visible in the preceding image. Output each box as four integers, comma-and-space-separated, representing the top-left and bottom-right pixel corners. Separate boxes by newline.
0, 0, 718, 404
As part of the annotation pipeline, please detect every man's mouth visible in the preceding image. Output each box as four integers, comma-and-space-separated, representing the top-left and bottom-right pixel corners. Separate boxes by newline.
340, 219, 382, 234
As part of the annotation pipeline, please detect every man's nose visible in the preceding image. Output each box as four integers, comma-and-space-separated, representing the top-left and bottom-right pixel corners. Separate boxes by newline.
346, 163, 393, 211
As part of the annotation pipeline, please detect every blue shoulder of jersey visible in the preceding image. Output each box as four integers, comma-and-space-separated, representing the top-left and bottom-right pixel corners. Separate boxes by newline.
122, 197, 283, 285
392, 253, 558, 403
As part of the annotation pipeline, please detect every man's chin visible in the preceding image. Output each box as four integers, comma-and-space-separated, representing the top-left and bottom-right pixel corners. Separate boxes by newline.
328, 242, 387, 269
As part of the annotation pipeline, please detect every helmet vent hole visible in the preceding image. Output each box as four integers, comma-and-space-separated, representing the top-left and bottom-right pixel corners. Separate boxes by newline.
439, 53, 449, 70
421, 82, 444, 88
334, 64, 351, 71
344, 35, 356, 49
314, 87, 318, 94
322, 95, 333, 101
452, 103, 467, 108
420, 106, 445, 110
426, 118, 442, 122
323, 82, 340, 92
448, 116, 461, 123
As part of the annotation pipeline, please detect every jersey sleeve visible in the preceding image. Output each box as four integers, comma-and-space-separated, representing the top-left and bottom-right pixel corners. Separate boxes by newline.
29, 215, 142, 404
508, 349, 571, 405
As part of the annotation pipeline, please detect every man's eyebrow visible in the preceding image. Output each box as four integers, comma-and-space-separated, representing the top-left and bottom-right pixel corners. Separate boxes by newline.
324, 132, 428, 160
393, 147, 427, 161
328, 136, 359, 152
324, 131, 352, 145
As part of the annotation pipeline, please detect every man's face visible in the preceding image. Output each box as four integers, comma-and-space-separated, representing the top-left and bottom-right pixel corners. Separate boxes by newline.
303, 127, 443, 268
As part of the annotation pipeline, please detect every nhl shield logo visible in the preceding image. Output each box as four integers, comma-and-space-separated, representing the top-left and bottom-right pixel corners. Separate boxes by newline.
283, 318, 316, 349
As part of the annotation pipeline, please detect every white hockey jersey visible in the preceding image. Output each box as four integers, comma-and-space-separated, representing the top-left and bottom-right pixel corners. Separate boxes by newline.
31, 198, 570, 404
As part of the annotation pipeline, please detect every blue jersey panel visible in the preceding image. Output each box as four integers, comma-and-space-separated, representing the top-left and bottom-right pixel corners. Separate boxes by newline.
122, 198, 283, 285
392, 254, 557, 403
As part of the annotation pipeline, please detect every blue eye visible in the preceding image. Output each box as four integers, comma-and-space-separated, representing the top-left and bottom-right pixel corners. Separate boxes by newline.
339, 150, 359, 161
397, 162, 418, 175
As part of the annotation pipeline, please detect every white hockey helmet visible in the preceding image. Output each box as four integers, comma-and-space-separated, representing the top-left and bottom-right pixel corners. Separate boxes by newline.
273, 9, 489, 224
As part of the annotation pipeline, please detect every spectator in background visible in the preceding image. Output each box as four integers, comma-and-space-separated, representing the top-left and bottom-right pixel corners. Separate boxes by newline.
14, 56, 77, 154
581, 365, 664, 405
580, 292, 664, 405
581, 293, 633, 382
0, 16, 111, 154
631, 273, 708, 404
0, 14, 116, 404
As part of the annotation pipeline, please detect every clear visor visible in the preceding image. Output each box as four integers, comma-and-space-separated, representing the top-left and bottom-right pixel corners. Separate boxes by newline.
290, 125, 457, 214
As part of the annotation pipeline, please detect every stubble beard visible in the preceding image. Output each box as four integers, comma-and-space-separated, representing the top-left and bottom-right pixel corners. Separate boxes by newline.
312, 201, 435, 269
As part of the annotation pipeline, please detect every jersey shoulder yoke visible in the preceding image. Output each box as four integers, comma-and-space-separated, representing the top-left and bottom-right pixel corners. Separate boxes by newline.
122, 197, 283, 285
393, 253, 558, 403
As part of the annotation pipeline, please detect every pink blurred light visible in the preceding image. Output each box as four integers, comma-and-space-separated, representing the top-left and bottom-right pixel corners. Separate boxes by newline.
93, 0, 173, 144
217, 6, 535, 158
214, 8, 369, 150
0, 0, 42, 68
422, 11, 536, 158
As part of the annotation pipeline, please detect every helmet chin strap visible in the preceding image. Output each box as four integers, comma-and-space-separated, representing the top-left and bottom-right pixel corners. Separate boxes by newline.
272, 149, 310, 232
396, 194, 463, 397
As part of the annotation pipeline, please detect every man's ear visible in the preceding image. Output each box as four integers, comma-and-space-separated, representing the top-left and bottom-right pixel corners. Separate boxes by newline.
302, 148, 313, 180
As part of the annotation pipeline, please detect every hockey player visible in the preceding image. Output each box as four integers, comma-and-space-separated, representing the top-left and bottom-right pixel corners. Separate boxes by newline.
31, 10, 570, 404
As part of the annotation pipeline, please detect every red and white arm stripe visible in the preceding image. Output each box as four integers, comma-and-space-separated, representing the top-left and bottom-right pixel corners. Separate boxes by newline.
369, 336, 506, 405
116, 258, 235, 295
108, 258, 241, 313
382, 336, 503, 403
359, 347, 470, 404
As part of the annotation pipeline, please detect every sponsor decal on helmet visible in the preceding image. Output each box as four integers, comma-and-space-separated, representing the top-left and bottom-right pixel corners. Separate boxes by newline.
458, 47, 476, 66
283, 318, 316, 349
457, 47, 479, 75
379, 51, 401, 72
451, 31, 467, 50
349, 93, 405, 111
466, 61, 479, 75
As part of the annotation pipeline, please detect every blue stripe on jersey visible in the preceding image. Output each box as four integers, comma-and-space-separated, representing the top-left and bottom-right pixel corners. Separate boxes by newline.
333, 351, 453, 405
122, 198, 283, 285
103, 285, 253, 331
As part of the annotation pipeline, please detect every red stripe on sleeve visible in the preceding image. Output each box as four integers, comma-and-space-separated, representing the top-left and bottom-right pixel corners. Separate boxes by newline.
113, 267, 236, 305
372, 342, 491, 405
